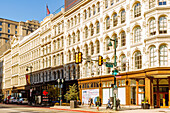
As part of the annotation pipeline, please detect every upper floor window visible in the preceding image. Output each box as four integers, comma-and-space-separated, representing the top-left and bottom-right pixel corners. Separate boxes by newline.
93, 5, 96, 15
78, 14, 80, 23
0, 22, 2, 26
159, 0, 166, 5
0, 28, 2, 31
90, 43, 94, 55
106, 17, 110, 30
88, 8, 91, 17
15, 31, 17, 34
134, 3, 141, 18
74, 16, 77, 25
8, 24, 10, 27
90, 24, 94, 36
0, 33, 1, 36
69, 35, 71, 45
159, 45, 167, 66
121, 10, 125, 23
159, 16, 167, 34
149, 18, 156, 35
134, 26, 141, 43
73, 33, 75, 43
150, 46, 156, 67
77, 30, 80, 41
85, 27, 88, 38
58, 24, 60, 34
68, 20, 70, 28
15, 25, 17, 29
8, 29, 10, 33
106, 37, 110, 51
97, 2, 100, 12
105, 0, 108, 8
121, 31, 126, 47
71, 18, 73, 27
96, 22, 100, 34
96, 40, 100, 54
85, 45, 88, 56
113, 13, 118, 27
68, 51, 71, 61
5, 39, 8, 43
135, 51, 142, 69
121, 55, 126, 71
84, 10, 87, 19
111, 0, 114, 5
149, 0, 155, 8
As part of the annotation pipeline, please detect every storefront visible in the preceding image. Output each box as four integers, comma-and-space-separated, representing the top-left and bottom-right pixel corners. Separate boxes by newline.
78, 67, 170, 108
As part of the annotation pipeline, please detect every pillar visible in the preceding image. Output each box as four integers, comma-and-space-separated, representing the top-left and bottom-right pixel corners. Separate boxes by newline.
145, 77, 154, 108
126, 78, 130, 105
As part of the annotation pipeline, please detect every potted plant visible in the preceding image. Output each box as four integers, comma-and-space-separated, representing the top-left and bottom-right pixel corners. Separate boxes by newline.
141, 97, 150, 109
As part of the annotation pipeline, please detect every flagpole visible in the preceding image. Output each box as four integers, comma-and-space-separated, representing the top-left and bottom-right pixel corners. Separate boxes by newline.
46, 4, 47, 16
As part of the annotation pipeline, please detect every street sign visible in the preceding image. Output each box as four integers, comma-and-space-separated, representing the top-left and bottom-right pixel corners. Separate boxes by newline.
106, 63, 113, 67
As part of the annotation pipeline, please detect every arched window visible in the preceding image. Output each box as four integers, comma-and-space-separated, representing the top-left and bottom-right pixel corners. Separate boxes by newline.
43, 59, 45, 68
46, 57, 48, 67
96, 21, 100, 34
121, 31, 126, 47
134, 3, 141, 18
121, 55, 126, 71
149, 18, 156, 35
58, 24, 60, 34
88, 8, 91, 17
78, 14, 80, 23
73, 33, 75, 43
53, 41, 56, 51
112, 34, 118, 48
149, 0, 155, 8
111, 0, 114, 5
85, 44, 88, 57
159, 16, 167, 34
106, 37, 110, 51
73, 66, 76, 79
150, 46, 156, 67
71, 18, 73, 27
134, 26, 141, 43
121, 10, 125, 23
105, 0, 108, 8
159, 45, 167, 66
68, 50, 71, 61
53, 71, 56, 80
68, 35, 71, 45
53, 55, 56, 66
57, 54, 60, 65
74, 16, 77, 25
57, 39, 60, 48
106, 17, 110, 30
49, 56, 51, 66
97, 2, 100, 12
68, 20, 70, 28
73, 49, 75, 60
96, 40, 100, 54
90, 43, 94, 55
90, 24, 94, 36
135, 51, 142, 69
77, 30, 80, 41
93, 5, 96, 15
113, 13, 118, 27
84, 10, 87, 19
68, 67, 71, 80
85, 27, 88, 38
159, 0, 166, 5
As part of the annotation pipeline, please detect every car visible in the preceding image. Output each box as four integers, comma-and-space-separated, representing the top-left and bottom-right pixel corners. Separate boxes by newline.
9, 97, 15, 104
18, 98, 28, 104
13, 97, 19, 104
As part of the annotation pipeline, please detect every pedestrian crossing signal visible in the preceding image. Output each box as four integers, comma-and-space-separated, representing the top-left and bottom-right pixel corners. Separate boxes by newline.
98, 56, 103, 66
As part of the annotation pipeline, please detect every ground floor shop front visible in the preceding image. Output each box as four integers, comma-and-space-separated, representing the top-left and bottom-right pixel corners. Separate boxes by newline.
78, 67, 170, 108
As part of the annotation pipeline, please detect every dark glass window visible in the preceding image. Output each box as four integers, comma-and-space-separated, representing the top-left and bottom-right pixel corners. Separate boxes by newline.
15, 25, 17, 29
8, 24, 10, 27
15, 31, 17, 34
0, 33, 1, 36
0, 28, 2, 31
8, 29, 10, 33
0, 22, 2, 25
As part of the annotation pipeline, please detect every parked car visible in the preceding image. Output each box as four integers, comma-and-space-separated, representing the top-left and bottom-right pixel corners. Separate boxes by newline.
9, 97, 15, 104
18, 98, 28, 104
13, 97, 19, 104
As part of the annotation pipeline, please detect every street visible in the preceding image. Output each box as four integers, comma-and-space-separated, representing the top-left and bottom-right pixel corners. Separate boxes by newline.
0, 104, 82, 113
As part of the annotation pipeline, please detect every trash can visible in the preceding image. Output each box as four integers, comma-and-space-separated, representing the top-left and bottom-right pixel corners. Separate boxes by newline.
70, 100, 77, 108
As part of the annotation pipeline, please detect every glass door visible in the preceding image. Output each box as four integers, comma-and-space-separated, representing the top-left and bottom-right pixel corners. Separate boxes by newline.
160, 93, 169, 108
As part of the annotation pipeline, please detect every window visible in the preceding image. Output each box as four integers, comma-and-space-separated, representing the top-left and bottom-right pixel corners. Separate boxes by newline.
69, 35, 71, 45
159, 45, 167, 66
68, 20, 70, 28
58, 24, 60, 34
69, 51, 71, 61
134, 3, 141, 18
15, 31, 17, 34
96, 22, 100, 34
159, 0, 166, 5
105, 0, 108, 8
8, 29, 10, 33
0, 33, 1, 36
88, 8, 91, 17
77, 30, 80, 41
150, 46, 156, 67
8, 35, 10, 38
121, 31, 126, 46
8, 24, 10, 27
85, 27, 88, 38
135, 51, 142, 69
74, 16, 77, 25
121, 10, 125, 23
106, 17, 110, 30
84, 10, 87, 19
93, 5, 96, 15
58, 39, 60, 48
159, 16, 167, 34
113, 34, 118, 48
54, 56, 56, 66
97, 2, 100, 12
15, 25, 17, 29
85, 45, 88, 56
134, 27, 141, 43
90, 43, 94, 55
96, 40, 100, 54
90, 25, 94, 36
0, 28, 2, 31
149, 0, 155, 8
78, 14, 80, 23
73, 33, 75, 43
0, 22, 2, 25
71, 18, 73, 27
121, 55, 126, 71
149, 18, 156, 35
111, 0, 114, 5
113, 13, 118, 26
106, 37, 110, 51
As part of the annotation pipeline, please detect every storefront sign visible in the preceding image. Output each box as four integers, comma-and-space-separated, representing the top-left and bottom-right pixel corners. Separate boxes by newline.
82, 89, 99, 104
26, 74, 30, 85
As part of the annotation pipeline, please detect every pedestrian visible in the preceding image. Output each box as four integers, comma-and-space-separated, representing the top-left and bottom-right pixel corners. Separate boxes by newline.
116, 98, 121, 109
108, 99, 111, 109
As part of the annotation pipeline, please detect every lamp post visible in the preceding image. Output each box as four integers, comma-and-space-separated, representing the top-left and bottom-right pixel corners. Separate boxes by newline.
108, 37, 118, 111
57, 79, 64, 106
26, 66, 33, 105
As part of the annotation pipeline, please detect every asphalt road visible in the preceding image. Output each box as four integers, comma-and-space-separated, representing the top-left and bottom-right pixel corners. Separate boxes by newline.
0, 104, 82, 113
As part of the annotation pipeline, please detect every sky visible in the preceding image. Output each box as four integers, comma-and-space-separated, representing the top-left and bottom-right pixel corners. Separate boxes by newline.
0, 0, 64, 22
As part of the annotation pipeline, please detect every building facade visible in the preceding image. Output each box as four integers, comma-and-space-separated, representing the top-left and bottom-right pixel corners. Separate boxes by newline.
1, 0, 170, 108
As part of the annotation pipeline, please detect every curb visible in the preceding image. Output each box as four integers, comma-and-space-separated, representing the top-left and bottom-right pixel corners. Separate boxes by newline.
50, 108, 102, 113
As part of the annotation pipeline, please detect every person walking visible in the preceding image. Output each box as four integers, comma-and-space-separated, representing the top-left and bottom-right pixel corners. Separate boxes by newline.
107, 99, 111, 109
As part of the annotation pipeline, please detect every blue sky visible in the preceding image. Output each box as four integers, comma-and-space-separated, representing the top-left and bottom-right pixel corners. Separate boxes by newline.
0, 0, 64, 22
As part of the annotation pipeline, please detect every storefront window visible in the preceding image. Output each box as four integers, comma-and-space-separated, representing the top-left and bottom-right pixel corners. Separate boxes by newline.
138, 79, 144, 85
130, 79, 136, 86
118, 80, 125, 86
138, 86, 144, 92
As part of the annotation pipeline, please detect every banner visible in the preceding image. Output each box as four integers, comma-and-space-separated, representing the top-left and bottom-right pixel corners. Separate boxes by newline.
26, 74, 30, 85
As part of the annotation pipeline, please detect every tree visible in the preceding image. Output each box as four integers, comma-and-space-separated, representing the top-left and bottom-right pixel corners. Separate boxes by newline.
47, 85, 59, 100
64, 84, 79, 101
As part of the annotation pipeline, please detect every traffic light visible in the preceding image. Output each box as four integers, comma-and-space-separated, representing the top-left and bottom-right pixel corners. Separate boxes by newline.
98, 55, 103, 66
112, 69, 118, 85
75, 52, 82, 64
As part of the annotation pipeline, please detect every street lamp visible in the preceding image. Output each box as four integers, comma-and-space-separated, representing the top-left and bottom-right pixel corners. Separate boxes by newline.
57, 78, 64, 106
108, 37, 118, 111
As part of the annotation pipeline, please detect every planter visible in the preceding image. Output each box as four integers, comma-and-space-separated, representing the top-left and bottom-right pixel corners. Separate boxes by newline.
141, 103, 150, 109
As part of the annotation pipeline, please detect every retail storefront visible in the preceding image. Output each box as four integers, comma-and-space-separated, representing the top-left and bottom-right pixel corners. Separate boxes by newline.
78, 67, 170, 108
